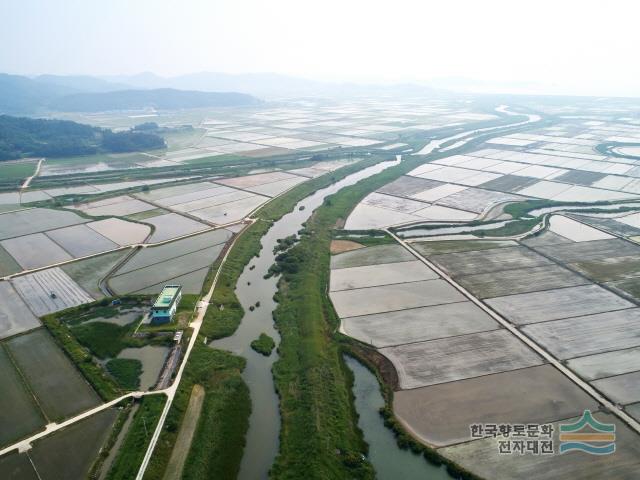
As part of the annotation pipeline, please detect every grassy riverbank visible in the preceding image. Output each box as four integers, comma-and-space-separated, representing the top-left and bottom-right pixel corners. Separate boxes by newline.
106, 394, 167, 480
143, 344, 250, 480
268, 144, 503, 477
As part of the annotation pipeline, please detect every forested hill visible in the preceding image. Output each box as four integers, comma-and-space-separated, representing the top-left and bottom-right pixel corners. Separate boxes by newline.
48, 88, 261, 112
0, 115, 165, 160
0, 74, 262, 114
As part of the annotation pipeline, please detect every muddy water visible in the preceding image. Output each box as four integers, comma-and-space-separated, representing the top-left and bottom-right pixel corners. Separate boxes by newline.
118, 345, 169, 390
210, 157, 400, 480
344, 356, 451, 480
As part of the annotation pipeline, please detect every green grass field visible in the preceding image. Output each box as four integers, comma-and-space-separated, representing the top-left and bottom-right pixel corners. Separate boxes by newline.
0, 160, 36, 180
106, 395, 167, 480
106, 358, 142, 390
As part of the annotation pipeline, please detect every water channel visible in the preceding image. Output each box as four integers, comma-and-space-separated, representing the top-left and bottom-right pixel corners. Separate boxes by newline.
210, 156, 400, 479
208, 108, 542, 478
344, 355, 452, 480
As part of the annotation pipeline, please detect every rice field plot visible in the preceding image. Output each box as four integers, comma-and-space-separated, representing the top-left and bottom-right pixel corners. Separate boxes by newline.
478, 174, 539, 193
135, 181, 217, 202
411, 239, 516, 256
580, 216, 640, 238
286, 166, 329, 178
394, 365, 597, 447
431, 246, 552, 277
245, 176, 307, 197
331, 244, 416, 269
0, 282, 41, 339
548, 215, 614, 242
435, 188, 525, 214
344, 203, 431, 230
410, 184, 468, 202
215, 171, 300, 190
29, 407, 118, 480
144, 213, 209, 242
0, 208, 88, 240
439, 412, 640, 480
531, 238, 640, 263
116, 229, 231, 274
522, 309, 640, 360
515, 180, 573, 199
11, 268, 94, 316
342, 301, 498, 347
554, 170, 607, 185
455, 264, 590, 299
132, 267, 209, 294
378, 176, 445, 197
5, 329, 101, 420
330, 260, 437, 291
521, 231, 574, 247
39, 152, 150, 176
144, 184, 231, 207
380, 329, 543, 389
187, 194, 269, 224
608, 277, 640, 302
87, 218, 150, 246
71, 195, 155, 217
329, 279, 466, 318
109, 244, 226, 294
485, 285, 634, 325
61, 250, 130, 299
0, 347, 45, 446
1, 233, 73, 270
627, 403, 640, 422
362, 192, 430, 213
168, 189, 254, 213
45, 224, 118, 258
0, 160, 37, 182
568, 347, 640, 381
570, 255, 640, 282
591, 371, 640, 405
0, 451, 39, 480
555, 185, 637, 202
0, 244, 22, 277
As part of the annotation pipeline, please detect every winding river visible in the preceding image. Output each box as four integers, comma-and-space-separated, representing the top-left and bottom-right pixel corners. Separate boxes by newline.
210, 156, 400, 479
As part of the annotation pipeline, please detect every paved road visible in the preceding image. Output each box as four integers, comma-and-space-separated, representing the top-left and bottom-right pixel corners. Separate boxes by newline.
20, 158, 44, 190
387, 229, 640, 436
134, 221, 250, 479
0, 390, 163, 457
0, 222, 249, 460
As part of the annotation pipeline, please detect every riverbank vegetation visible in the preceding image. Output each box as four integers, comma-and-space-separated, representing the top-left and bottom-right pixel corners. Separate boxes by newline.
143, 344, 250, 480
105, 394, 167, 480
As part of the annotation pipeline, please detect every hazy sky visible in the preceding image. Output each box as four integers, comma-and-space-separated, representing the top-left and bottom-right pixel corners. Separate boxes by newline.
2, 0, 639, 96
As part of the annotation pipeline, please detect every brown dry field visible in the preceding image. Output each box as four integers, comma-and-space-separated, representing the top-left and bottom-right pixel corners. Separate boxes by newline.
394, 365, 597, 447
330, 240, 365, 254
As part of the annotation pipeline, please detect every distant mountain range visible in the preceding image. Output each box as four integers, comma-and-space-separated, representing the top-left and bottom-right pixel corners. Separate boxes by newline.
103, 71, 447, 99
0, 73, 261, 114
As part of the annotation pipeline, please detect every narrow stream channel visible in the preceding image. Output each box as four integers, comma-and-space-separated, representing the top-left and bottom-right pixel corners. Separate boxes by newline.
210, 156, 400, 479
344, 356, 452, 480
